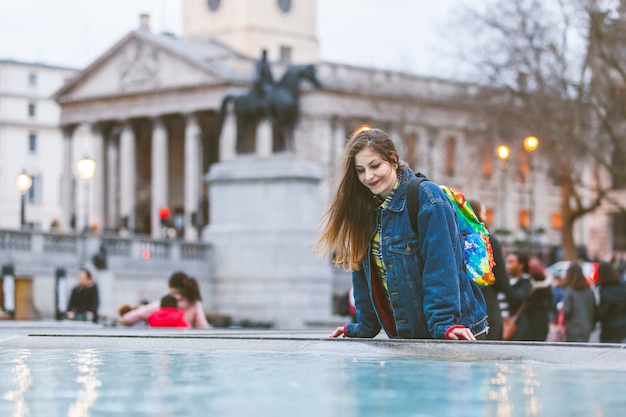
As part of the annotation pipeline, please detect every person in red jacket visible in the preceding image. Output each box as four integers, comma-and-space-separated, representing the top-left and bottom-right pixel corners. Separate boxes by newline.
147, 295, 189, 328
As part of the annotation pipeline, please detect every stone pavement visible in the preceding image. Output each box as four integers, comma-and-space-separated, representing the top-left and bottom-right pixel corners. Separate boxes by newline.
1, 321, 624, 370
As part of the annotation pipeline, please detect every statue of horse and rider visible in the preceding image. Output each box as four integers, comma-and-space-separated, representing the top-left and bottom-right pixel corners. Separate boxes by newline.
218, 50, 322, 153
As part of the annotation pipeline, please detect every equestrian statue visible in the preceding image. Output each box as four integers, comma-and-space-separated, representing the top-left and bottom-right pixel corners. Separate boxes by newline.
218, 50, 322, 153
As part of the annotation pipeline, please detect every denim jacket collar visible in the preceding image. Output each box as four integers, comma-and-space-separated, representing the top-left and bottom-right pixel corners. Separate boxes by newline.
381, 167, 416, 213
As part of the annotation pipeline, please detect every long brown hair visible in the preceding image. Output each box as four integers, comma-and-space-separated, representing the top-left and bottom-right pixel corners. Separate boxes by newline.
314, 128, 400, 270
562, 263, 589, 290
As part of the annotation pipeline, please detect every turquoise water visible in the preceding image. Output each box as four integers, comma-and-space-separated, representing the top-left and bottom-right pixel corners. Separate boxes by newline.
0, 349, 624, 417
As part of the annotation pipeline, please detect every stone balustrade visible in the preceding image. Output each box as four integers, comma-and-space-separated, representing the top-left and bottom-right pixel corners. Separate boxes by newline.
0, 229, 214, 320
0, 229, 211, 273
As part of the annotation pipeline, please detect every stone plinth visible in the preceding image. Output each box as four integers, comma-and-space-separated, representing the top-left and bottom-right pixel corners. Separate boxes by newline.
203, 156, 333, 329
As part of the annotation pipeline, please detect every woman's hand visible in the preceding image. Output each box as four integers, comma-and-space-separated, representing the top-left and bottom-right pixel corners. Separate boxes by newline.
330, 326, 345, 338
446, 326, 476, 341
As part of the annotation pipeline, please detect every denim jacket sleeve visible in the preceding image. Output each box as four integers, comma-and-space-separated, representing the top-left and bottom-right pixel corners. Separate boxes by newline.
418, 184, 465, 339
345, 266, 382, 338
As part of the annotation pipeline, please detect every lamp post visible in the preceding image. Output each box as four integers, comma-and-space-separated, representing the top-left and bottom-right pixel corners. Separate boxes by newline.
497, 145, 511, 233
77, 156, 96, 233
15, 172, 33, 229
523, 136, 539, 251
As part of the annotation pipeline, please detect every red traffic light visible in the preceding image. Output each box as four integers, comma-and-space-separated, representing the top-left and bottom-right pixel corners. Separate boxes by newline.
159, 207, 170, 220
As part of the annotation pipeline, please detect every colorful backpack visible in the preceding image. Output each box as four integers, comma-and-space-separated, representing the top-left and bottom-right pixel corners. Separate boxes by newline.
406, 173, 496, 287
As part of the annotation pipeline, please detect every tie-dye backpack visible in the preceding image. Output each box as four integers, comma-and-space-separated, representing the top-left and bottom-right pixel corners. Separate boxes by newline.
407, 173, 496, 287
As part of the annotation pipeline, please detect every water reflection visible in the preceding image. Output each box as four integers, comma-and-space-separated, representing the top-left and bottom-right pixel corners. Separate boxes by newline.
68, 350, 102, 417
2, 350, 32, 417
521, 364, 541, 416
0, 349, 624, 417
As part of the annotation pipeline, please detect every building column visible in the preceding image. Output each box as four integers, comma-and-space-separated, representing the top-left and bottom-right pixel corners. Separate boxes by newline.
184, 114, 201, 241
106, 129, 119, 229
92, 125, 105, 233
73, 123, 96, 232
326, 119, 346, 208
219, 107, 237, 161
151, 118, 168, 239
60, 125, 75, 230
425, 127, 439, 177
119, 122, 136, 232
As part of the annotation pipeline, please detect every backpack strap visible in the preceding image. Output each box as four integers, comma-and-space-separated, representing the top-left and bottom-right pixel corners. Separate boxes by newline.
406, 172, 429, 234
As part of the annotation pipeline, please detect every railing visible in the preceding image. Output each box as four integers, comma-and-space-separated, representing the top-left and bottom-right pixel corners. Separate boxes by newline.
0, 230, 32, 251
43, 233, 79, 254
0, 229, 212, 275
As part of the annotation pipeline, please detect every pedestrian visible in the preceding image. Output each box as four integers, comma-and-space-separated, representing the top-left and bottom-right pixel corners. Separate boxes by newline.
525, 257, 553, 341
118, 271, 210, 329
595, 261, 626, 343
468, 199, 512, 340
66, 268, 99, 323
147, 294, 190, 328
314, 128, 487, 340
502, 252, 532, 340
561, 263, 596, 342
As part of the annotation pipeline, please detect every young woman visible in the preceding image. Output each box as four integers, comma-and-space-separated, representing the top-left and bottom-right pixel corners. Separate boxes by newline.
561, 263, 595, 342
118, 271, 210, 329
315, 128, 487, 340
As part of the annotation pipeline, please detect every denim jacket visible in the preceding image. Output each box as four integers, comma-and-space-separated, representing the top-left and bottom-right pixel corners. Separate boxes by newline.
345, 167, 488, 339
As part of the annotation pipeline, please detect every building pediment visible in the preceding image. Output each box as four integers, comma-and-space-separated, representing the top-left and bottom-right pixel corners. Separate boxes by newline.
55, 31, 245, 103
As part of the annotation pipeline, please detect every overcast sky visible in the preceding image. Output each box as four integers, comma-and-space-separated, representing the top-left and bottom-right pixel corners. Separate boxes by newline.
0, 0, 462, 78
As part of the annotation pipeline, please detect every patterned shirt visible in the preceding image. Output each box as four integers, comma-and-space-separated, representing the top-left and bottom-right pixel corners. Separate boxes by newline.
369, 176, 401, 335
372, 177, 401, 291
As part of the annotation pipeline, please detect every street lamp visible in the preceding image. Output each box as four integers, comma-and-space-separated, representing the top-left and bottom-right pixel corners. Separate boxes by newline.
497, 145, 511, 233
77, 156, 96, 233
15, 172, 33, 228
523, 136, 539, 250
523, 136, 539, 153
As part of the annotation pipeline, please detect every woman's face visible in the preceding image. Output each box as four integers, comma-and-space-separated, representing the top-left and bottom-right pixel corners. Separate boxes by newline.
354, 147, 397, 199
78, 271, 91, 287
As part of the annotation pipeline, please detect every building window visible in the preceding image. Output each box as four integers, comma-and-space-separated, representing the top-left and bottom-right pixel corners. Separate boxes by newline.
404, 133, 418, 170
28, 132, 37, 153
277, 0, 291, 13
481, 143, 493, 181
280, 46, 292, 63
519, 209, 530, 230
208, 0, 221, 12
444, 136, 456, 177
484, 207, 494, 228
26, 175, 42, 204
28, 72, 37, 87
28, 102, 36, 118
551, 212, 563, 230
612, 213, 626, 251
